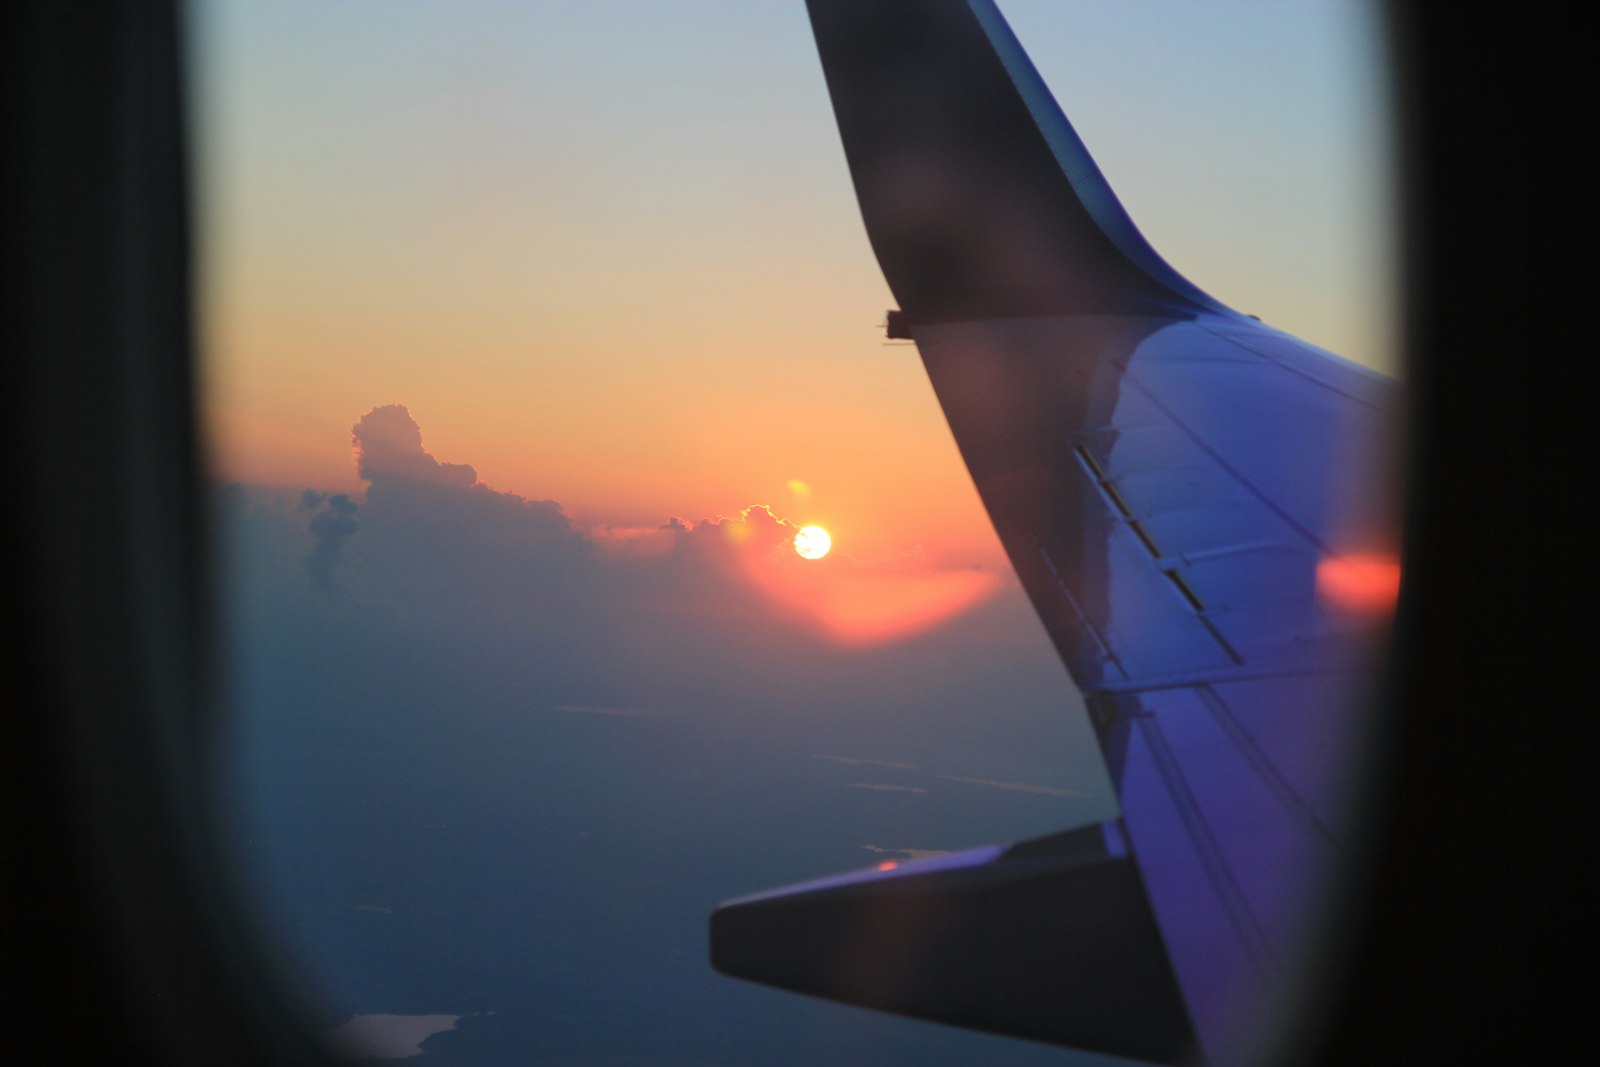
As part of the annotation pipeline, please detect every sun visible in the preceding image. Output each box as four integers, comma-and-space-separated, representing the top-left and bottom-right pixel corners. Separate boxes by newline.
793, 525, 832, 560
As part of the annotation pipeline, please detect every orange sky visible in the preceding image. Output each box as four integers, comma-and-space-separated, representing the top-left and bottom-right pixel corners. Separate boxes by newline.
196, 1, 1391, 578
202, 298, 1008, 566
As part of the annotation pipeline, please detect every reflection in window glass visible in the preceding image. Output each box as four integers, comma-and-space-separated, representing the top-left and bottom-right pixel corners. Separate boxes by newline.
195, 2, 1390, 1063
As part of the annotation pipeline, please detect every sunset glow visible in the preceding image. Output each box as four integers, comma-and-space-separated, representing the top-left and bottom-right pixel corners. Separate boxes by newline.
654, 504, 1006, 646
197, 0, 1391, 583
806, 566, 1000, 645
794, 525, 832, 560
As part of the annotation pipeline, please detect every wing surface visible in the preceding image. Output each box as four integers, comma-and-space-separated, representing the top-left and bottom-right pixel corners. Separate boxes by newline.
711, 4, 1400, 1063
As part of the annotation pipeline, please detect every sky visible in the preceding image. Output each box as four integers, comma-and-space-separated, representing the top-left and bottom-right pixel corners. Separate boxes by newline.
195, 3, 1395, 1062
195, 0, 1393, 569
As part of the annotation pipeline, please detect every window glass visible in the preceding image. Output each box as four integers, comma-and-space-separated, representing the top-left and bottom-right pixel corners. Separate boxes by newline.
195, 2, 1392, 1062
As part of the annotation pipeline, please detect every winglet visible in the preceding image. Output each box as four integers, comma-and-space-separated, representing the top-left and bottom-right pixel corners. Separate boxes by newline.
711, 825, 1196, 1063
804, 0, 1229, 323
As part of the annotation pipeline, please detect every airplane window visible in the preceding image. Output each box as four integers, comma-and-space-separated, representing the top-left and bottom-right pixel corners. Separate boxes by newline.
194, 1, 1392, 1063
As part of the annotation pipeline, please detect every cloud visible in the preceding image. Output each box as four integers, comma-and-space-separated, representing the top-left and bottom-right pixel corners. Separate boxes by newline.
221, 404, 1116, 1044
648, 502, 1001, 646
677, 503, 799, 558
352, 404, 475, 488
220, 405, 1053, 732
304, 493, 360, 592
340, 406, 591, 626
324, 406, 1003, 649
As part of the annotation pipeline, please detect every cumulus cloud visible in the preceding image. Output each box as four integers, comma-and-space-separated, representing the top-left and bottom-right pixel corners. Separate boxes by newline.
304, 493, 359, 593
352, 404, 476, 488
680, 503, 797, 556
220, 404, 1050, 729
220, 404, 1114, 1046
284, 406, 999, 652
340, 405, 590, 626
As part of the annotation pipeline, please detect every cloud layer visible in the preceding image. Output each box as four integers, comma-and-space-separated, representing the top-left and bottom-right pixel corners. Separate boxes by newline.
248, 404, 1005, 655
216, 403, 1115, 1066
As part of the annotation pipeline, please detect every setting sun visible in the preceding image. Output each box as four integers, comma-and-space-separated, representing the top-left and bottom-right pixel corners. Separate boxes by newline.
793, 525, 832, 560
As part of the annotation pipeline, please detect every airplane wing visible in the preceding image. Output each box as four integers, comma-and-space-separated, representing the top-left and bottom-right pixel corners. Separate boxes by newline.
710, 2, 1401, 1063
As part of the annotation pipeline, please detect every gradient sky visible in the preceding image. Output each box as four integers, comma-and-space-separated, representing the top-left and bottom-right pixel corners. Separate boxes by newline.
194, 0, 1392, 569
201, 6, 1397, 1060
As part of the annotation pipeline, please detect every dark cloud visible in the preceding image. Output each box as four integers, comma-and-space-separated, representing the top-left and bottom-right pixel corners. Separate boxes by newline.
343, 405, 590, 625
304, 492, 360, 593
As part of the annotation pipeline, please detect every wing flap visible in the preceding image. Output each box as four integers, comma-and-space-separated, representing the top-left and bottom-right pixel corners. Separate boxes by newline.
915, 314, 1397, 692
1095, 669, 1374, 1060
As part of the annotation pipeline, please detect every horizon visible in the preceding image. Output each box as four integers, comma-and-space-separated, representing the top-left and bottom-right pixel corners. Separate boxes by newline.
196, 0, 1392, 576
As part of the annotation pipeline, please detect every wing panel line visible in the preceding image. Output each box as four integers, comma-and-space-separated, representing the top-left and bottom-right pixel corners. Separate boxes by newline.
1195, 685, 1341, 850
1120, 364, 1334, 556
1131, 713, 1279, 976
